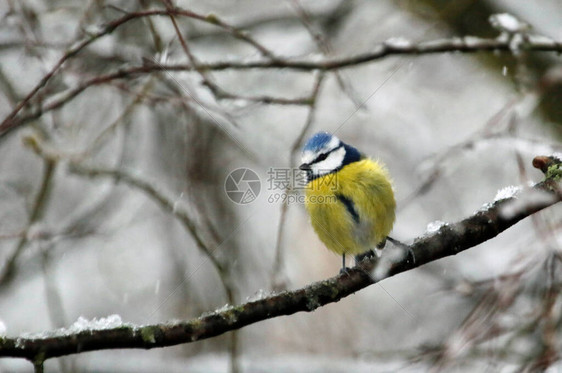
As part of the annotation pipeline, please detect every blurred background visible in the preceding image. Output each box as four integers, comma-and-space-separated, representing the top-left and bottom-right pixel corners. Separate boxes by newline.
0, 0, 561, 372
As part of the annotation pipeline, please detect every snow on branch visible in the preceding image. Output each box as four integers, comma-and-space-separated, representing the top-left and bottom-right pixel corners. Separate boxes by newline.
1, 156, 560, 368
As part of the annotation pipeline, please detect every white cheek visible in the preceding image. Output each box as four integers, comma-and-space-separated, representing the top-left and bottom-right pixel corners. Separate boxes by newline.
310, 147, 345, 177
301, 150, 315, 165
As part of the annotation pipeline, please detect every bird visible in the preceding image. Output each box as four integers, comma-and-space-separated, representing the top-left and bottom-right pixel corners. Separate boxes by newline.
299, 131, 396, 272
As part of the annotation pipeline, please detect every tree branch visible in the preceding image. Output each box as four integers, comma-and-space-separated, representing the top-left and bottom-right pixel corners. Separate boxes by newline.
0, 6, 275, 138
2, 33, 562, 137
1, 156, 559, 364
0, 157, 56, 286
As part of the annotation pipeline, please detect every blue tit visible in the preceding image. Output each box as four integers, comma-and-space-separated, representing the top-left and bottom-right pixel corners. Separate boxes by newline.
299, 131, 396, 272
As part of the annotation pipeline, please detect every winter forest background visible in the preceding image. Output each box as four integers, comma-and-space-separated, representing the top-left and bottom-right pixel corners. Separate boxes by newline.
0, 0, 561, 372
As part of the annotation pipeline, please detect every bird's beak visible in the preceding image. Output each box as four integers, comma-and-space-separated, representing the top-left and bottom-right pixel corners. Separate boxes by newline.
299, 163, 310, 171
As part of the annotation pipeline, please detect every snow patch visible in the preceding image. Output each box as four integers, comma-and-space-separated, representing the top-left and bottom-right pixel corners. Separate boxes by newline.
12, 314, 128, 342
384, 37, 413, 49
463, 36, 485, 47
0, 319, 6, 336
489, 13, 527, 33
426, 220, 446, 234
371, 248, 406, 281
246, 289, 270, 302
307, 53, 326, 62
494, 185, 522, 201
372, 259, 391, 281
215, 303, 233, 313
68, 314, 124, 333
499, 189, 556, 219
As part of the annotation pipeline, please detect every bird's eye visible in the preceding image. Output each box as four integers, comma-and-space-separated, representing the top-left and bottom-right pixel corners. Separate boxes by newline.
314, 152, 329, 163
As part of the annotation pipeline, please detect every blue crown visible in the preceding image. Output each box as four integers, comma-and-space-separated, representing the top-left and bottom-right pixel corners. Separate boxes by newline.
303, 132, 335, 153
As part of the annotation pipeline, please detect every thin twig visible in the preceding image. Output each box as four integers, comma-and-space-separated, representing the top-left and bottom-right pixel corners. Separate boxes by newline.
271, 71, 325, 290
164, 1, 222, 99
86, 76, 156, 156
399, 95, 541, 211
0, 158, 56, 287
67, 164, 234, 302
288, 0, 362, 108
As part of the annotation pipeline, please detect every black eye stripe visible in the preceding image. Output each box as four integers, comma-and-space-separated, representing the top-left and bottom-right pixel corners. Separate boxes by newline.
312, 144, 343, 164
314, 153, 329, 163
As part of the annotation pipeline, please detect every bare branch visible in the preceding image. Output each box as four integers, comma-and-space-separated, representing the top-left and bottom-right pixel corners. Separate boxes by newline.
288, 0, 362, 108
0, 6, 277, 137
1, 156, 559, 364
2, 34, 562, 137
0, 157, 56, 287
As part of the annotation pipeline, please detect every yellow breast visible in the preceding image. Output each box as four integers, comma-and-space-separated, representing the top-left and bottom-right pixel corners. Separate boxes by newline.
304, 159, 396, 256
